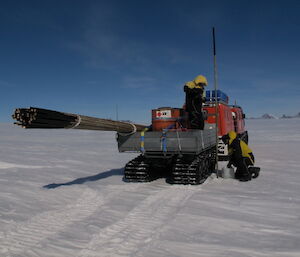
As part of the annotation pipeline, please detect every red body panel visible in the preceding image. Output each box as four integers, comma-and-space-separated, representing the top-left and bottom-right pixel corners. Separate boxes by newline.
203, 103, 235, 136
151, 102, 247, 138
230, 106, 246, 134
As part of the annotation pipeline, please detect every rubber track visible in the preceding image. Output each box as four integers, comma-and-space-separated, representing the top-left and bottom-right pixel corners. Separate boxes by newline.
168, 148, 216, 185
124, 155, 153, 182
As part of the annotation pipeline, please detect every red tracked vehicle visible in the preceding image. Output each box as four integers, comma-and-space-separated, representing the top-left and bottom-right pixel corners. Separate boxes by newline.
13, 90, 248, 184
118, 89, 248, 183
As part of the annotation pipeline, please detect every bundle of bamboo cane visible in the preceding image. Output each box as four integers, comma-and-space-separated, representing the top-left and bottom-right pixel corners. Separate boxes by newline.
12, 107, 146, 133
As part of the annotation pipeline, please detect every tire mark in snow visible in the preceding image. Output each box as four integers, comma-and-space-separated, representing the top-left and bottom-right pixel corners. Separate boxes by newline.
0, 161, 62, 169
78, 186, 198, 257
0, 188, 104, 256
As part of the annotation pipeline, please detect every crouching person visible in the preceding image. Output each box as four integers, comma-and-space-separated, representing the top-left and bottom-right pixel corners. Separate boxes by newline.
222, 131, 255, 182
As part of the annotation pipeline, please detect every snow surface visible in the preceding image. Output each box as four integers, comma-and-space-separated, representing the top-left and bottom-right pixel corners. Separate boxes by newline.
0, 119, 300, 257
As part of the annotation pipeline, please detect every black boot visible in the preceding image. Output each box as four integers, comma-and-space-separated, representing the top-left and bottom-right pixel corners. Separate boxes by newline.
235, 172, 242, 180
249, 167, 260, 179
239, 172, 252, 182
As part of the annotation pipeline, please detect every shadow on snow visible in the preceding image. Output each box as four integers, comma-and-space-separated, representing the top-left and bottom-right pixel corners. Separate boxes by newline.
43, 168, 124, 189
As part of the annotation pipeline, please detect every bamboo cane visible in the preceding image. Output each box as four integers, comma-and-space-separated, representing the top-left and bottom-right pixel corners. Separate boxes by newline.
12, 107, 146, 133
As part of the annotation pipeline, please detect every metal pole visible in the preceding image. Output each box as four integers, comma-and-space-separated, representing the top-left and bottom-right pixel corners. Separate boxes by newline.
116, 104, 119, 121
212, 27, 219, 175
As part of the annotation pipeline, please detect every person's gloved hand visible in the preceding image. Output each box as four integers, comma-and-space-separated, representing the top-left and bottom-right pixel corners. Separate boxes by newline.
227, 163, 232, 168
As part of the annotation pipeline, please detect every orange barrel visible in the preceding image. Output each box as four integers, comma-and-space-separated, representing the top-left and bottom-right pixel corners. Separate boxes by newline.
152, 107, 186, 131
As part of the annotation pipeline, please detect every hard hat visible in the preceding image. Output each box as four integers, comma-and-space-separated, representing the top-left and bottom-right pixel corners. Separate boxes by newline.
194, 75, 208, 86
185, 81, 196, 89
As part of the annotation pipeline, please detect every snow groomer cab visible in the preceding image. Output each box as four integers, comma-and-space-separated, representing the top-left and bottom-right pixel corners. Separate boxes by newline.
203, 90, 248, 161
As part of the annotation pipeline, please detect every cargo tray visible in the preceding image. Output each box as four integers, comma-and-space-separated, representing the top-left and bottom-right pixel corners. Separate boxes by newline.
117, 125, 216, 154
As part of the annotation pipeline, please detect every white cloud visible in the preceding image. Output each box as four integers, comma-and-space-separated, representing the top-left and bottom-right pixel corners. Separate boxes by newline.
64, 2, 197, 73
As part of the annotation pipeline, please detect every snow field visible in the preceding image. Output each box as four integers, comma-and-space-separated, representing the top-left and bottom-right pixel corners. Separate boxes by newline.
0, 119, 299, 257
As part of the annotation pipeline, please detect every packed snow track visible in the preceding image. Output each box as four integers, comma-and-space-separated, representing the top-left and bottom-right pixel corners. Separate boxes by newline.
0, 120, 300, 257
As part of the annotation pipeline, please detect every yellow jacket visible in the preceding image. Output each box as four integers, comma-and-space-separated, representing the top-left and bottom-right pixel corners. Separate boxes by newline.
228, 131, 254, 164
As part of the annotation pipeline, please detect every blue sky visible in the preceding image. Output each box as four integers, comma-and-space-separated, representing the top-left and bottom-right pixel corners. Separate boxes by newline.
1, 0, 299, 123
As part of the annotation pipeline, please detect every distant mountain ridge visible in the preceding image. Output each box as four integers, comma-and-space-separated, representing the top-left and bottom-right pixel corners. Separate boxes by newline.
281, 112, 300, 119
261, 114, 278, 119
248, 112, 300, 119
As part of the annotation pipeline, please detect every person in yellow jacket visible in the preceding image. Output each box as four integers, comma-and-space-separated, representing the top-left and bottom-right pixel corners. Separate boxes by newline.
222, 131, 255, 181
184, 75, 208, 129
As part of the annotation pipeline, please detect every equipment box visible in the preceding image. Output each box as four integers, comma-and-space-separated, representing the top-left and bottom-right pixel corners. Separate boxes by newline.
206, 90, 229, 104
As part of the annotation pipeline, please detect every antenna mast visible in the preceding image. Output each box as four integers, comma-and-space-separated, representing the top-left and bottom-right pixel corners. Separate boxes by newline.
212, 27, 219, 174
116, 104, 119, 121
